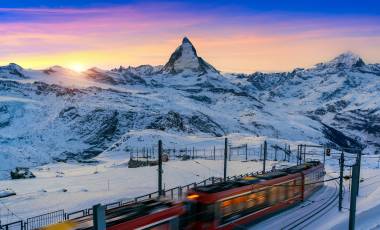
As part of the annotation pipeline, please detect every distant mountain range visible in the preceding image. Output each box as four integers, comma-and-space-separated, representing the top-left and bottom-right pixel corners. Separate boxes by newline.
0, 37, 379, 178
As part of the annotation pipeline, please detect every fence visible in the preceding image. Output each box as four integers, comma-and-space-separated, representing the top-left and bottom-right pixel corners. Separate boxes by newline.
0, 140, 297, 230
24, 210, 65, 230
0, 169, 268, 230
130, 142, 295, 164
0, 221, 23, 230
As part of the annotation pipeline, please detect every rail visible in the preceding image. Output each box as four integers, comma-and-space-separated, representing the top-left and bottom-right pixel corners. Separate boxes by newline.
280, 174, 340, 230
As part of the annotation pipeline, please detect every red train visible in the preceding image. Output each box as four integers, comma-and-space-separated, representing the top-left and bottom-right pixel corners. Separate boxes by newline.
44, 161, 324, 230
184, 160, 325, 229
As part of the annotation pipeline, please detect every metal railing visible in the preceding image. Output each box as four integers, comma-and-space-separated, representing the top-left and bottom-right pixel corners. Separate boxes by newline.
0, 221, 23, 230
0, 170, 267, 230
24, 210, 64, 230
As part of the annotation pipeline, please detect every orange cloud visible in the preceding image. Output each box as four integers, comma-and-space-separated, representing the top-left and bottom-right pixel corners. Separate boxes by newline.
0, 4, 380, 72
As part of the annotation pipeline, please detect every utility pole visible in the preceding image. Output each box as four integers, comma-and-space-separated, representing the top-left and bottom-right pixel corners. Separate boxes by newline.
349, 163, 360, 230
245, 144, 248, 161
263, 140, 267, 173
158, 140, 163, 196
339, 151, 344, 211
213, 146, 216, 160
192, 146, 194, 159
224, 138, 228, 181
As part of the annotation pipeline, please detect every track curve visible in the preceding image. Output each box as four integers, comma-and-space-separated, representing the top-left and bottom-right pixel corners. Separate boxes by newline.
249, 174, 339, 230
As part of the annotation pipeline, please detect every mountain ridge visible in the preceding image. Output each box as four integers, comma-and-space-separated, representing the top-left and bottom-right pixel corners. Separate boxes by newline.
0, 37, 379, 179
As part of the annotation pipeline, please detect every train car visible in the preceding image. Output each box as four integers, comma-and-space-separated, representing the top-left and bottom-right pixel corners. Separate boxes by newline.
302, 161, 325, 199
184, 161, 325, 230
43, 199, 185, 230
42, 162, 324, 230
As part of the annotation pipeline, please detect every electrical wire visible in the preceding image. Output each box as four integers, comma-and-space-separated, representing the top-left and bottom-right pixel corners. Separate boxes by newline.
0, 199, 23, 223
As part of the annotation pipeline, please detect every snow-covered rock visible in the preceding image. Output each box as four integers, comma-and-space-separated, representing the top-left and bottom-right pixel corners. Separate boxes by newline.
0, 188, 16, 198
0, 63, 26, 79
0, 37, 379, 179
316, 51, 365, 69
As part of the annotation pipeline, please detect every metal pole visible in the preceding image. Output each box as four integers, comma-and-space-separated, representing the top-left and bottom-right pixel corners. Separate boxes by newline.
93, 204, 106, 230
245, 144, 248, 161
263, 141, 267, 173
339, 151, 344, 212
158, 140, 163, 196
303, 144, 306, 163
224, 138, 228, 181
274, 146, 277, 161
357, 151, 362, 196
297, 145, 299, 165
323, 147, 326, 165
192, 147, 194, 159
283, 144, 286, 161
349, 163, 359, 230
213, 146, 216, 160
229, 145, 232, 161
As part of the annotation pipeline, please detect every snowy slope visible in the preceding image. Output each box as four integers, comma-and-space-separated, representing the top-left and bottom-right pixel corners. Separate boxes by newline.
0, 37, 379, 179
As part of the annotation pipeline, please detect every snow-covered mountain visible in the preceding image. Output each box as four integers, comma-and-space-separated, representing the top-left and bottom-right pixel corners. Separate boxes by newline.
162, 37, 218, 75
0, 37, 379, 178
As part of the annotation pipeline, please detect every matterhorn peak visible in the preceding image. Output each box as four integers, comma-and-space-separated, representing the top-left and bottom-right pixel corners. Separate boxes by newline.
162, 37, 218, 74
323, 51, 365, 68
182, 36, 192, 44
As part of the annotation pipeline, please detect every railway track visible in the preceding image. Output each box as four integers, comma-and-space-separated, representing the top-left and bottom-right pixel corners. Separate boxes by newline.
251, 174, 339, 230
281, 175, 339, 230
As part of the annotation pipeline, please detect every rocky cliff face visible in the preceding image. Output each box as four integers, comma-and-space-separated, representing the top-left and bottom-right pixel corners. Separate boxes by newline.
162, 37, 218, 75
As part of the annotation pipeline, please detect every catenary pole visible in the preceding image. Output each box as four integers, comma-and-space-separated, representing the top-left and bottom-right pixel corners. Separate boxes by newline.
224, 138, 228, 181
158, 140, 163, 196
263, 140, 267, 173
349, 163, 359, 230
339, 151, 344, 211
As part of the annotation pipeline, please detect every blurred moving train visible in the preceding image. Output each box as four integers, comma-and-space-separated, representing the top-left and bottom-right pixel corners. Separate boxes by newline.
42, 161, 325, 230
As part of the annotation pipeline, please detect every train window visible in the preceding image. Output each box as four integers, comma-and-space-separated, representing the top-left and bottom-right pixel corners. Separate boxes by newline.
246, 194, 256, 209
257, 190, 267, 205
221, 200, 234, 217
219, 189, 268, 225
278, 183, 288, 201
287, 182, 294, 198
269, 186, 278, 205
295, 179, 302, 195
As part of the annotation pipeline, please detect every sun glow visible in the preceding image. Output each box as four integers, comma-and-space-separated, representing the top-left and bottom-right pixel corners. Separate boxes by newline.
69, 63, 86, 73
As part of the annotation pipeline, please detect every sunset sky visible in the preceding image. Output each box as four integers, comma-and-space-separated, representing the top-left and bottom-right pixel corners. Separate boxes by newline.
1, 0, 380, 73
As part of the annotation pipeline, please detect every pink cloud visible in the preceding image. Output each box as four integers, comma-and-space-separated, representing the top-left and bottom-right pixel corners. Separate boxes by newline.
1, 3, 380, 71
